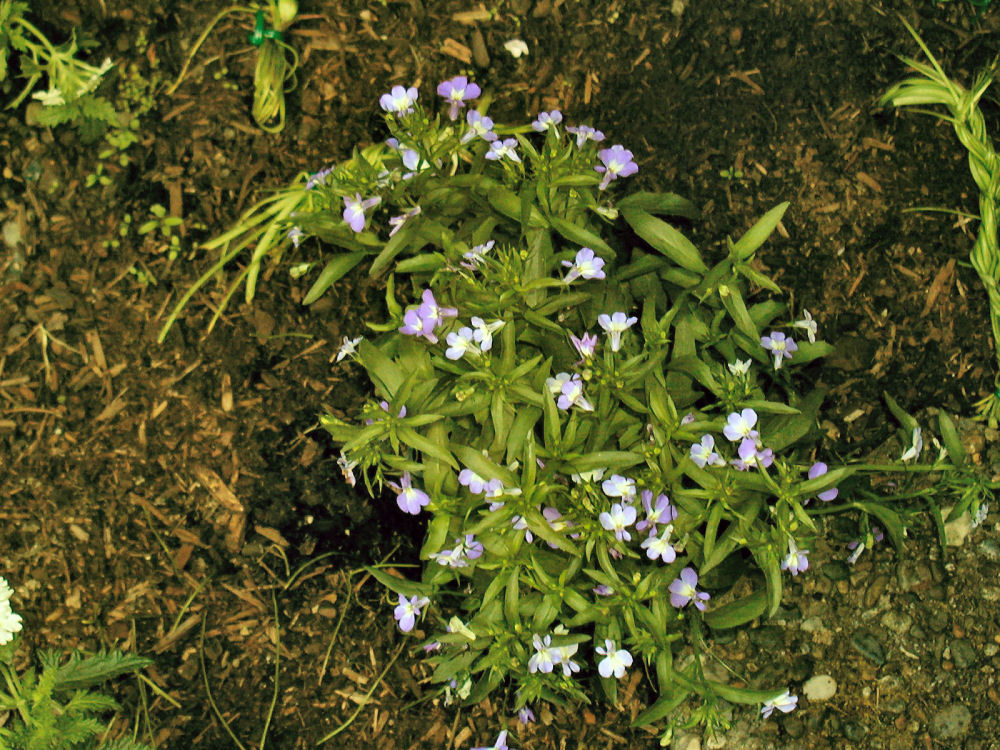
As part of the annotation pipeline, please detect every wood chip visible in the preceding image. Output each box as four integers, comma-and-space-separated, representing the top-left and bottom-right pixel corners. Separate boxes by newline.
441, 38, 472, 64
452, 8, 492, 24
85, 330, 107, 371
254, 525, 290, 547
856, 171, 882, 193
94, 390, 128, 422
221, 372, 233, 412
192, 465, 244, 513
922, 257, 955, 317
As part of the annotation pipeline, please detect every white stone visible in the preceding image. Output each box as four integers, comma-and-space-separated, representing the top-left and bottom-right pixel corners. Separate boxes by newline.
803, 674, 837, 702
672, 733, 701, 750
943, 507, 972, 547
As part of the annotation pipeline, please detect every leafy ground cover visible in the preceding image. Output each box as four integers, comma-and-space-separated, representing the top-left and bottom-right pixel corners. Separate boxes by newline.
1, 0, 998, 747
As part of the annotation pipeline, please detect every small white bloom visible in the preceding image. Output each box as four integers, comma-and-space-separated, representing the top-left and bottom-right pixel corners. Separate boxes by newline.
445, 327, 476, 360
546, 372, 573, 397
728, 359, 752, 375
31, 87, 66, 107
570, 467, 606, 484
793, 310, 818, 344
336, 336, 363, 362
503, 39, 529, 58
972, 502, 989, 529
337, 450, 358, 487
470, 317, 505, 352
900, 426, 923, 463
597, 311, 638, 352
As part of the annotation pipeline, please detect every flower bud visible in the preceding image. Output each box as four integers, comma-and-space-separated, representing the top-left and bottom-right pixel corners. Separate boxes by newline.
276, 0, 297, 27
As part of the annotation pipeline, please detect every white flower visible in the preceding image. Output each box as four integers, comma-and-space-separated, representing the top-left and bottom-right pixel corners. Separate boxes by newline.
31, 87, 66, 107
793, 310, 818, 344
336, 336, 363, 362
728, 359, 752, 375
900, 426, 923, 463
0, 579, 22, 646
546, 372, 573, 397
445, 327, 476, 360
570, 467, 606, 484
972, 502, 989, 529
503, 39, 529, 58
337, 450, 358, 487
470, 317, 504, 352
595, 639, 632, 679
0, 578, 12, 602
597, 311, 638, 352
761, 690, 798, 719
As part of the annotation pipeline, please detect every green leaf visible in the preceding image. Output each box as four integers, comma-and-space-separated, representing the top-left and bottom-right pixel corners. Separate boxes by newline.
368, 226, 414, 278
358, 340, 404, 397
703, 588, 768, 629
884, 391, 919, 433
616, 191, 699, 219
49, 651, 152, 692
702, 503, 724, 562
451, 444, 518, 485
854, 501, 906, 550
740, 399, 800, 416
547, 215, 615, 258
364, 566, 431, 598
631, 685, 691, 727
395, 252, 446, 274
621, 207, 707, 273
730, 202, 789, 260
708, 681, 787, 705
303, 251, 367, 304
397, 425, 458, 468
504, 566, 521, 626
564, 451, 645, 473
487, 186, 546, 228
938, 411, 966, 467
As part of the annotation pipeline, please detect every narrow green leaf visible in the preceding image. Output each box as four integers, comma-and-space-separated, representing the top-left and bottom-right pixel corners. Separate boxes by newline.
303, 252, 367, 304
364, 566, 431, 598
395, 253, 446, 274
703, 589, 768, 630
854, 501, 906, 550
358, 340, 404, 397
368, 226, 413, 277
547, 215, 615, 258
938, 411, 966, 467
617, 191, 700, 219
730, 202, 789, 260
709, 681, 787, 706
397, 425, 459, 468
621, 207, 707, 273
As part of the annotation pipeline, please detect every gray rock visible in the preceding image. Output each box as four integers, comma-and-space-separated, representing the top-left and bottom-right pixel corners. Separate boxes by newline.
880, 610, 912, 635
927, 609, 949, 633
671, 733, 700, 750
843, 720, 869, 742
950, 639, 977, 669
943, 507, 972, 546
803, 674, 837, 701
749, 625, 783, 649
978, 538, 1000, 561
800, 616, 826, 633
865, 574, 890, 608
822, 560, 851, 581
929, 703, 972, 740
851, 630, 886, 666
896, 560, 929, 592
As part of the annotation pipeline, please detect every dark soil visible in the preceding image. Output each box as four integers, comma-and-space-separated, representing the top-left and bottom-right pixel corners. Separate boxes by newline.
1, 0, 999, 748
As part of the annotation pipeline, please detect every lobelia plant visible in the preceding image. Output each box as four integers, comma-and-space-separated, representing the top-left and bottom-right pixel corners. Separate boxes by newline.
306, 77, 861, 742
0, 577, 153, 749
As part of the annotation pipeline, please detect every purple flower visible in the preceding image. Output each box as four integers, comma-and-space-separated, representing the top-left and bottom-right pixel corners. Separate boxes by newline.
400, 149, 427, 180
595, 639, 632, 679
570, 331, 598, 362
517, 707, 535, 725
437, 75, 481, 120
562, 247, 606, 283
399, 308, 437, 343
485, 137, 521, 163
462, 110, 498, 143
379, 84, 418, 114
388, 472, 431, 515
595, 144, 638, 190
599, 502, 637, 542
808, 461, 839, 502
669, 567, 710, 611
287, 226, 303, 248
458, 468, 489, 494
732, 437, 773, 471
847, 527, 884, 564
388, 205, 421, 237
558, 374, 594, 412
780, 540, 809, 576
528, 633, 557, 673
446, 326, 476, 360
640, 527, 676, 563
511, 514, 532, 542
681, 412, 696, 426
430, 535, 482, 568
378, 400, 406, 418
418, 288, 458, 329
592, 584, 614, 596
393, 594, 429, 632
531, 109, 562, 133
461, 239, 495, 268
305, 165, 333, 190
761, 691, 798, 719
463, 533, 484, 560
723, 408, 759, 442
636, 490, 677, 533
566, 124, 605, 147
597, 311, 637, 352
601, 474, 636, 500
690, 434, 724, 468
343, 193, 380, 233
471, 730, 510, 750
760, 331, 798, 370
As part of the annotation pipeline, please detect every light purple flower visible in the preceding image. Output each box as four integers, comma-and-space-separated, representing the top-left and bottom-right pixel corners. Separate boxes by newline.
732, 437, 773, 471
377, 400, 406, 418
793, 310, 817, 344
847, 527, 884, 564
562, 247, 606, 283
760, 331, 798, 370
399, 308, 436, 343
305, 165, 334, 190
566, 124, 605, 147
780, 540, 809, 576
592, 584, 614, 596
636, 490, 677, 533
681, 412, 696, 426
597, 311, 637, 352
570, 331, 598, 362
418, 288, 458, 329
595, 144, 638, 190
808, 461, 839, 502
531, 109, 562, 133
458, 468, 489, 495
669, 567, 710, 611
595, 639, 632, 679
557, 643, 580, 676
388, 472, 430, 514
287, 226, 303, 248
462, 110, 498, 143
723, 408, 759, 442
558, 374, 594, 412
761, 691, 798, 719
485, 137, 521, 163
641, 527, 676, 563
471, 729, 511, 750
379, 84, 418, 114
599, 502, 637, 542
430, 535, 482, 568
690, 434, 725, 468
446, 327, 476, 360
511, 514, 533, 542
462, 239, 495, 268
343, 193, 380, 233
546, 372, 573, 397
437, 76, 481, 120
601, 474, 636, 500
528, 633, 558, 674
388, 205, 421, 237
400, 148, 428, 180
463, 533, 484, 560
517, 707, 535, 725
393, 594, 429, 632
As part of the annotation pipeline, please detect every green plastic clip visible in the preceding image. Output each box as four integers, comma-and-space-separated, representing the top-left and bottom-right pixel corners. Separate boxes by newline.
248, 10, 284, 46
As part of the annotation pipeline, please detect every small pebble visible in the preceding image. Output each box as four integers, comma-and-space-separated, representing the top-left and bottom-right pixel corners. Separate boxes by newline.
944, 509, 972, 546
851, 630, 886, 666
880, 610, 912, 635
865, 574, 889, 608
978, 538, 1000, 561
800, 616, 825, 633
950, 639, 977, 669
929, 703, 972, 740
822, 560, 850, 581
803, 674, 837, 702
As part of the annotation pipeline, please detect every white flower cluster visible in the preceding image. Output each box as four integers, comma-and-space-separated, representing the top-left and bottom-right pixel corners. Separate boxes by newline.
0, 577, 22, 645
